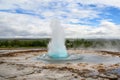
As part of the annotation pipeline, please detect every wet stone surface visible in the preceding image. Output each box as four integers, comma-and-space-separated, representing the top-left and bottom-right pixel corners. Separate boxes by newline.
0, 49, 120, 80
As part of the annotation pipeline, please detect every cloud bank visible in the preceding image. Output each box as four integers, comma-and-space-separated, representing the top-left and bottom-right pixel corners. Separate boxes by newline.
0, 0, 120, 38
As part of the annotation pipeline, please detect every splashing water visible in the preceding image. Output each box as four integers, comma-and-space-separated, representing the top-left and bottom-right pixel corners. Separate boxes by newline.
48, 19, 68, 58
36, 18, 83, 62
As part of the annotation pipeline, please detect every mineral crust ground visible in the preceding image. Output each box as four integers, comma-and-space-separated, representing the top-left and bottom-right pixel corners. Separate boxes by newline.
0, 49, 120, 80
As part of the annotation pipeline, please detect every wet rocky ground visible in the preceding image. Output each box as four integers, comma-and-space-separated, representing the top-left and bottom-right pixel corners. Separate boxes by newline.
0, 49, 120, 80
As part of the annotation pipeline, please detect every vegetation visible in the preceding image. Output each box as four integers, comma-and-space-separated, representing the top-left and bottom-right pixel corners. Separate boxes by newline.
0, 39, 49, 48
0, 38, 120, 49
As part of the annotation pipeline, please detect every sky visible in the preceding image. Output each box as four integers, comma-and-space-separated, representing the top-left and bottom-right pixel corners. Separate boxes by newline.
0, 0, 120, 39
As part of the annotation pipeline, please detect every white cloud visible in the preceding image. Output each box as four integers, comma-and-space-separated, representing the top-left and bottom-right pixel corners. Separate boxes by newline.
83, 0, 120, 8
0, 11, 120, 38
0, 12, 50, 38
66, 0, 120, 8
0, 0, 120, 38
0, 0, 101, 18
64, 20, 120, 38
69, 9, 100, 19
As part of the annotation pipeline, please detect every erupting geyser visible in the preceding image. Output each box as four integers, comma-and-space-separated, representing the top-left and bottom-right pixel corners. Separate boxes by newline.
37, 18, 83, 62
48, 19, 68, 58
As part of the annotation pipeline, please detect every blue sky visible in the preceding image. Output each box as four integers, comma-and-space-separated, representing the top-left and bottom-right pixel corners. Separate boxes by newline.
0, 0, 120, 38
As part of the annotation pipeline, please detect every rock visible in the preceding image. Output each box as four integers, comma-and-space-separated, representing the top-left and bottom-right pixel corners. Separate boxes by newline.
98, 68, 106, 73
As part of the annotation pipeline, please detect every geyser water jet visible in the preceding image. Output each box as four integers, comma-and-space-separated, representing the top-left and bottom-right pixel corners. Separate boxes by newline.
48, 19, 68, 58
36, 18, 83, 62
